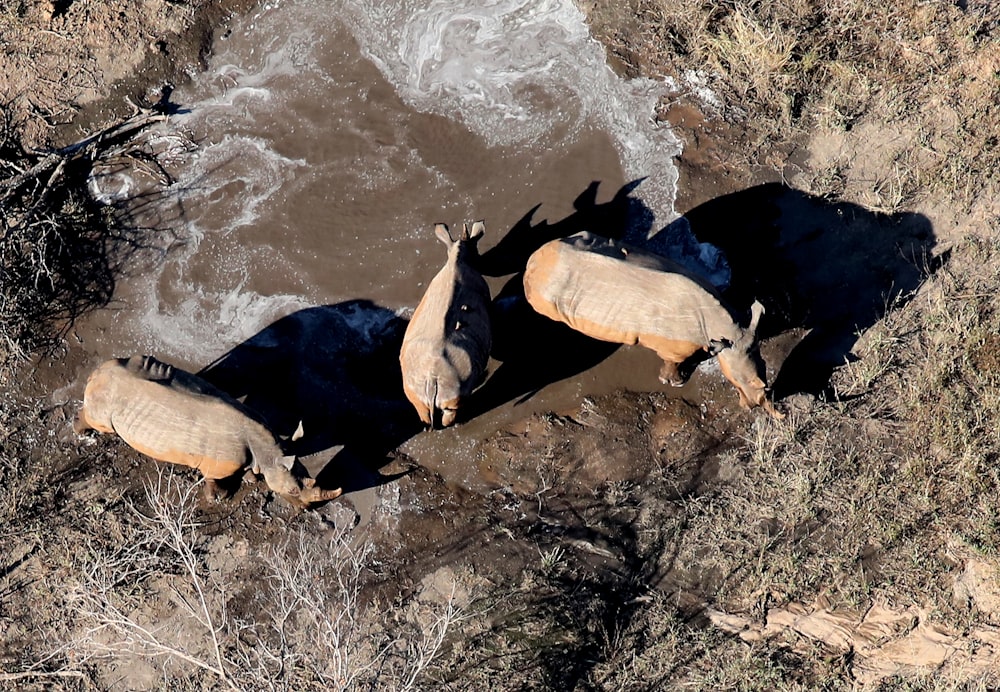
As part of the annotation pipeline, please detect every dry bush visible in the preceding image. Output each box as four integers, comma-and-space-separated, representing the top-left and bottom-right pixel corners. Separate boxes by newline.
29, 470, 465, 690
0, 106, 172, 379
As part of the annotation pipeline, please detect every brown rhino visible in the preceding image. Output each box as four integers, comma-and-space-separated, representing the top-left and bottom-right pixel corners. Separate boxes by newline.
74, 355, 343, 507
522, 232, 782, 418
400, 221, 492, 427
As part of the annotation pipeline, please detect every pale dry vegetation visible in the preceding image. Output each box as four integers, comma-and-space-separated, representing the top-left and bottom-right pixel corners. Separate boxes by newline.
7, 469, 463, 690
629, 0, 1000, 213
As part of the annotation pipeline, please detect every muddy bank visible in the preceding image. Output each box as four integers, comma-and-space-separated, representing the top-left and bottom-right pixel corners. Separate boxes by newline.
1, 0, 258, 148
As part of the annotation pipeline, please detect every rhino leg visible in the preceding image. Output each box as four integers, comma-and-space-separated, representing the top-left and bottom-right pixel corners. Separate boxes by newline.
638, 335, 702, 387
203, 478, 225, 502
202, 473, 243, 502
73, 410, 93, 434
658, 360, 690, 387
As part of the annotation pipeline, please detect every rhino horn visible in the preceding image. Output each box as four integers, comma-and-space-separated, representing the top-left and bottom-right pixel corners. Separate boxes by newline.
294, 483, 343, 507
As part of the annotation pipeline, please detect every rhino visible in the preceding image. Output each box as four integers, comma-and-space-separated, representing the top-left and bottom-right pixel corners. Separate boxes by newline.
522, 232, 783, 419
400, 221, 492, 427
74, 355, 343, 508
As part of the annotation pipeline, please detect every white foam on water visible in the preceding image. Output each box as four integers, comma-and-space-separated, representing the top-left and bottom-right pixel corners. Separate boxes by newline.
103, 0, 695, 364
137, 274, 314, 363
338, 0, 682, 219
172, 133, 307, 237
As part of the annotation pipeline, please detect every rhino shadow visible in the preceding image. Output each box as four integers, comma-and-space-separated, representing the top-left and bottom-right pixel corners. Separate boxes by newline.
475, 178, 652, 278
683, 182, 943, 399
198, 300, 422, 493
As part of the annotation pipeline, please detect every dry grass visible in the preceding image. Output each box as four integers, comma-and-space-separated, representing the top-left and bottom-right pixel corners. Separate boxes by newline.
635, 0, 1000, 212
6, 468, 464, 690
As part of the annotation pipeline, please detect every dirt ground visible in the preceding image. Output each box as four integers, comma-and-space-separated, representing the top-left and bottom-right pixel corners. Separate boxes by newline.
4, 0, 1000, 689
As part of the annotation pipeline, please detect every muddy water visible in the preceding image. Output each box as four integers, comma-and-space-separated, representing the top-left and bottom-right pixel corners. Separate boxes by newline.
71, 0, 718, 497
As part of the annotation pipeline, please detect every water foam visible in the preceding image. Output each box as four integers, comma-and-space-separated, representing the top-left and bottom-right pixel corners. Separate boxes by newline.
138, 276, 314, 363
338, 0, 681, 219
105, 0, 693, 364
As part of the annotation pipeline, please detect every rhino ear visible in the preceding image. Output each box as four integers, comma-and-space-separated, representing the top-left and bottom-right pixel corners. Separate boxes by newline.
708, 338, 732, 355
435, 223, 453, 246
467, 220, 486, 240
748, 300, 765, 335
292, 420, 304, 442
279, 455, 296, 471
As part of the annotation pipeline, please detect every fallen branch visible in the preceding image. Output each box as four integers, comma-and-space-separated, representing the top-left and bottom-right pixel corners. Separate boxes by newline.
0, 110, 166, 198
0, 670, 84, 681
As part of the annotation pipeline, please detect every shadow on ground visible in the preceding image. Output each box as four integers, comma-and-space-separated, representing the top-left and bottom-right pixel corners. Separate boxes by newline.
684, 182, 942, 399
197, 300, 418, 494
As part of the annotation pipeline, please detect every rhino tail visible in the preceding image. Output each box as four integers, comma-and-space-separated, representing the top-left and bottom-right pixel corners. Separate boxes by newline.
427, 377, 440, 430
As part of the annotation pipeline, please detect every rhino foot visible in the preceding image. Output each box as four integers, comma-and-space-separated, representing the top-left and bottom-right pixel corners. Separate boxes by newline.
203, 478, 236, 503
658, 361, 690, 387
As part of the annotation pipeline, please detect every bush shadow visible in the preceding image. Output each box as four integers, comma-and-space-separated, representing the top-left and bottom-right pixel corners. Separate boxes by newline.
683, 182, 943, 399
197, 300, 421, 494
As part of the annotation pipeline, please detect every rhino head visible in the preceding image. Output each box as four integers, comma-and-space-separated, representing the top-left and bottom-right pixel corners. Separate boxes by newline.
715, 301, 784, 420
436, 219, 486, 254
260, 455, 343, 509
256, 424, 342, 509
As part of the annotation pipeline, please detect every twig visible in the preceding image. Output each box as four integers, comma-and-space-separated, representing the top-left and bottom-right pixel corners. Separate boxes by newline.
0, 670, 84, 681
0, 111, 166, 195
16, 157, 66, 228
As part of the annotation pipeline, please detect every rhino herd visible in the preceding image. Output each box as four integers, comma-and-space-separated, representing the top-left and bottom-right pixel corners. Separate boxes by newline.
76, 222, 781, 509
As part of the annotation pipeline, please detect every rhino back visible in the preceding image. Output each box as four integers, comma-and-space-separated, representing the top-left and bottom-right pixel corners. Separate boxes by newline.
101, 367, 265, 479
401, 258, 492, 383
524, 239, 741, 347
